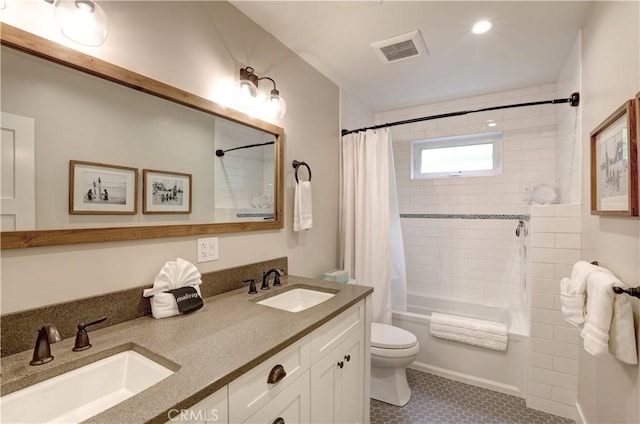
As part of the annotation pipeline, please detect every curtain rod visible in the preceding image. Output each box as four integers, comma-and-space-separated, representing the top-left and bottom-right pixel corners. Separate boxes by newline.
215, 141, 274, 157
341, 92, 580, 137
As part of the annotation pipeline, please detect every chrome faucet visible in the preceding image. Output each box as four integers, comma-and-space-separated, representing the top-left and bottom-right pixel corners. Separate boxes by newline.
30, 324, 62, 366
261, 268, 283, 290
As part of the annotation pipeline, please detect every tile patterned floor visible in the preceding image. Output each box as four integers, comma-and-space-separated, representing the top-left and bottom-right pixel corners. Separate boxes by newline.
371, 369, 575, 424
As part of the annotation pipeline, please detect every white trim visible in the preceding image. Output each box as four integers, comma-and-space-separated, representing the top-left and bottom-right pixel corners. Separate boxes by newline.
408, 361, 523, 398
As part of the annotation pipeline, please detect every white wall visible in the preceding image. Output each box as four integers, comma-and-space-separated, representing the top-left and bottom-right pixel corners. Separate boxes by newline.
0, 1, 340, 314
379, 85, 561, 307
578, 2, 640, 423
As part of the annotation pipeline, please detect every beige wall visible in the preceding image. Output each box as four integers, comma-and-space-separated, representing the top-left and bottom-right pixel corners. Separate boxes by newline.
1, 1, 340, 314
578, 1, 640, 423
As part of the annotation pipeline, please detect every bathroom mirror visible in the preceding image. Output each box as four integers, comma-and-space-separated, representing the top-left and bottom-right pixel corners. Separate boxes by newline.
0, 25, 284, 249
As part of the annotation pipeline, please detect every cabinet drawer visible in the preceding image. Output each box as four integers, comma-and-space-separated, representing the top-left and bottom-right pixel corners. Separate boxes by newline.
310, 300, 363, 364
243, 371, 310, 424
229, 336, 310, 424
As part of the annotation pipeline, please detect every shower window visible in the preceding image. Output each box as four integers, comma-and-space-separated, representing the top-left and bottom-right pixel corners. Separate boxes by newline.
411, 131, 503, 179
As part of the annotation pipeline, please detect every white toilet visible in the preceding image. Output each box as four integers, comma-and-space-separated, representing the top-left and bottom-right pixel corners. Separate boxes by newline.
370, 322, 420, 406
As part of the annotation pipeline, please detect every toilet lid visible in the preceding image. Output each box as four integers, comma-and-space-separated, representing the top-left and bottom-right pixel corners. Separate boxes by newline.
371, 322, 417, 349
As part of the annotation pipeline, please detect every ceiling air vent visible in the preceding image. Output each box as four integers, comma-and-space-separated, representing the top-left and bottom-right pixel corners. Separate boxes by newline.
371, 30, 428, 64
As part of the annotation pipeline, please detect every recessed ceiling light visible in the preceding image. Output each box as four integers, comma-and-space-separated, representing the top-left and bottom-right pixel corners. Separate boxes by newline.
472, 20, 492, 34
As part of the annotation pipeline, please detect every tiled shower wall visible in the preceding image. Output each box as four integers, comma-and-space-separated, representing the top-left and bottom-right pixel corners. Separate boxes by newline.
379, 84, 561, 307
214, 119, 275, 221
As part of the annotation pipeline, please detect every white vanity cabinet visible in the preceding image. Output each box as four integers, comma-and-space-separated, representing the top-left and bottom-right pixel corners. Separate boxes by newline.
177, 298, 369, 424
310, 306, 365, 424
165, 386, 228, 424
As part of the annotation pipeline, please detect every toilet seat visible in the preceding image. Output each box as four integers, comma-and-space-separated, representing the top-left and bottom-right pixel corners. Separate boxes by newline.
371, 343, 420, 358
371, 322, 418, 349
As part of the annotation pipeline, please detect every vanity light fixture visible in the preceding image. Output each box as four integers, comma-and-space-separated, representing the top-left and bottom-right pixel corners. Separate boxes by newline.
472, 20, 492, 35
237, 67, 287, 119
52, 0, 109, 47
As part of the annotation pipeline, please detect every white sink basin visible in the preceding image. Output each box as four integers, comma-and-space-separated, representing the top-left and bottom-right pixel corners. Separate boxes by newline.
257, 288, 335, 312
1, 350, 174, 424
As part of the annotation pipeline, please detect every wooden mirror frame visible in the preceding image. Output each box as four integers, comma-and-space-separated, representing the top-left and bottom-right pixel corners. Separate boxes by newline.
0, 24, 284, 249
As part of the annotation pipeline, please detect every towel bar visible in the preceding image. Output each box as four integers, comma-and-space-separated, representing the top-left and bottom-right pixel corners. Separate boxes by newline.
612, 286, 640, 299
292, 160, 312, 183
591, 261, 640, 298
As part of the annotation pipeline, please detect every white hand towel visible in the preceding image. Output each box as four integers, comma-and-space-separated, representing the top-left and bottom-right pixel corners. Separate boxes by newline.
430, 312, 508, 352
293, 181, 313, 231
143, 258, 202, 319
581, 269, 638, 364
560, 261, 606, 328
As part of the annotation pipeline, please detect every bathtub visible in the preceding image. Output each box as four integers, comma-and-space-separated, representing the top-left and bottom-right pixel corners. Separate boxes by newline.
392, 294, 529, 397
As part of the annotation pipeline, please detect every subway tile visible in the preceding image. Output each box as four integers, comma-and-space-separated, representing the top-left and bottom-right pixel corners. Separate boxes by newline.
555, 233, 581, 249
527, 380, 552, 399
553, 204, 581, 217
532, 233, 555, 248
531, 307, 574, 329
531, 322, 554, 339
554, 326, 580, 345
532, 277, 561, 294
531, 337, 579, 360
551, 387, 577, 406
553, 356, 579, 376
529, 366, 577, 390
532, 293, 558, 310
531, 206, 555, 217
530, 351, 553, 369
532, 248, 581, 265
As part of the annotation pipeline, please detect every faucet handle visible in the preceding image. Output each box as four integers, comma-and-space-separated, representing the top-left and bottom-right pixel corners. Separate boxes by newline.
243, 279, 257, 294
72, 316, 107, 352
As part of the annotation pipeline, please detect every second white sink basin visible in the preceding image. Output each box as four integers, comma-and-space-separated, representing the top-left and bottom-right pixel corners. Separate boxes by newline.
1, 349, 175, 424
257, 288, 335, 312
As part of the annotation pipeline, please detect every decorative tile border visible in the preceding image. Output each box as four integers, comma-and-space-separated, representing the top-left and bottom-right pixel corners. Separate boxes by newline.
400, 213, 530, 221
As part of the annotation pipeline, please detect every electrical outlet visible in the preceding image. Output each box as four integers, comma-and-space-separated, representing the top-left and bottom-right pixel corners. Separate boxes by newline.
197, 237, 219, 262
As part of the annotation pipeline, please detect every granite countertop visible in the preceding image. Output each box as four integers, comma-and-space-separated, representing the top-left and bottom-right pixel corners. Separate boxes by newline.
0, 276, 373, 424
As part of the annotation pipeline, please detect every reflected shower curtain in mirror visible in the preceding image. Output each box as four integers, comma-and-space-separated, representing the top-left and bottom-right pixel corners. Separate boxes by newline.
340, 128, 407, 324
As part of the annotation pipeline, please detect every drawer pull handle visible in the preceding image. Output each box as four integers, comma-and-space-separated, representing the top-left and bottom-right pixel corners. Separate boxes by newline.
337, 361, 344, 369
267, 364, 287, 384
344, 354, 351, 362
273, 418, 285, 424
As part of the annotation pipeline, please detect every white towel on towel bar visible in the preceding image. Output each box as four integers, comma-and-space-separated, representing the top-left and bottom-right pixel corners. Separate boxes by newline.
559, 261, 603, 327
293, 181, 313, 231
581, 269, 638, 365
430, 312, 508, 352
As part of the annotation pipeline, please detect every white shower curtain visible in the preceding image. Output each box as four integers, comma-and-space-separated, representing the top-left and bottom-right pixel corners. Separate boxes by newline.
340, 128, 407, 324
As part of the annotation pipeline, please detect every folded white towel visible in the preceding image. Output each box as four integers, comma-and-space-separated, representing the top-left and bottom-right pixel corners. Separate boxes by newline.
560, 261, 606, 327
293, 181, 313, 231
581, 269, 638, 364
430, 312, 508, 352
143, 258, 202, 319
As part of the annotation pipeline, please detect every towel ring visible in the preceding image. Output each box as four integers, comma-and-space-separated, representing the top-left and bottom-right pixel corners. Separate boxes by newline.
292, 160, 312, 183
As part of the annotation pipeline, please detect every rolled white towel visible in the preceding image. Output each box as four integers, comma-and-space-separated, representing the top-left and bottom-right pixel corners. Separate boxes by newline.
430, 312, 508, 352
143, 258, 203, 319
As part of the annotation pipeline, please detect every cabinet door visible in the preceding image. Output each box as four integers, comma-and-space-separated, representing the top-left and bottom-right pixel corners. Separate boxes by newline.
243, 371, 310, 424
310, 344, 343, 424
341, 329, 365, 424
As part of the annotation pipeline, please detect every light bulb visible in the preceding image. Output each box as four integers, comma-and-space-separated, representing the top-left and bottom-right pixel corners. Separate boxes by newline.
55, 0, 109, 47
264, 90, 286, 119
472, 20, 492, 35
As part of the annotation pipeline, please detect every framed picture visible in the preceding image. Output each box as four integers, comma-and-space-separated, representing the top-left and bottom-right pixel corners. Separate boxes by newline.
69, 160, 138, 214
590, 99, 638, 216
143, 169, 192, 214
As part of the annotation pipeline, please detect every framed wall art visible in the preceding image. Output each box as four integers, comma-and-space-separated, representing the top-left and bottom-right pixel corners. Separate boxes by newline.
69, 160, 138, 214
590, 99, 638, 216
143, 169, 192, 214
